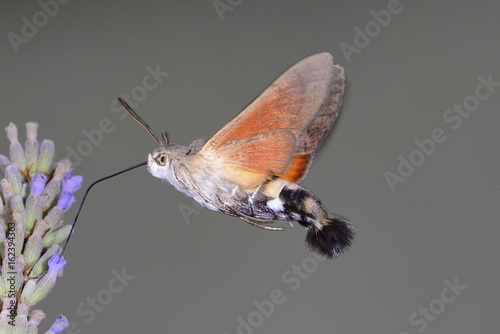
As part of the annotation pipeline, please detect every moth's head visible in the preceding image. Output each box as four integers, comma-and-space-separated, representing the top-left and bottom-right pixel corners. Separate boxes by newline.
147, 146, 171, 179
117, 97, 172, 179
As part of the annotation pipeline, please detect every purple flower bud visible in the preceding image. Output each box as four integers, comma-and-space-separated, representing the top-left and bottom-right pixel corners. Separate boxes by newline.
56, 191, 76, 211
48, 254, 66, 276
49, 314, 69, 333
30, 173, 47, 195
62, 169, 83, 194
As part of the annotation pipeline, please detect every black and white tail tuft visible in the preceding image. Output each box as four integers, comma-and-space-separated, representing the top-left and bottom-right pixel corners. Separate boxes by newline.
305, 215, 355, 259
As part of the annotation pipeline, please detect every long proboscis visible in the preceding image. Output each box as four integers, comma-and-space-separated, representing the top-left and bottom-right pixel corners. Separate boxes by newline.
59, 98, 160, 259
59, 161, 147, 258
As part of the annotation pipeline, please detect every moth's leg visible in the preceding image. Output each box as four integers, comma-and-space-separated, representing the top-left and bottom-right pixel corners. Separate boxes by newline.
239, 216, 284, 231
214, 194, 283, 231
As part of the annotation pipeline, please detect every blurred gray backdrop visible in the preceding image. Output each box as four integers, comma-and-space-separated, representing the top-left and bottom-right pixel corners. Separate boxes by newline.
1, 1, 499, 333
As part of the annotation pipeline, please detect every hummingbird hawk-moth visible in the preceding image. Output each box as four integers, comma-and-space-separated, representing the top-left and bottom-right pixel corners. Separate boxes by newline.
118, 52, 354, 259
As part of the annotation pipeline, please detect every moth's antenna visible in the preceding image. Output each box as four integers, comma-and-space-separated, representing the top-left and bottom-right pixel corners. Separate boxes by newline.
162, 131, 169, 145
59, 161, 147, 258
118, 97, 163, 146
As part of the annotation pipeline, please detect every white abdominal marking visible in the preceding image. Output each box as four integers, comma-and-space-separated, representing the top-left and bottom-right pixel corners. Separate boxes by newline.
266, 197, 284, 212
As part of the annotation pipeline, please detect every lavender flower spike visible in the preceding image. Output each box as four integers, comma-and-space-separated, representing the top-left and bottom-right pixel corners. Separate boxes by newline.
0, 122, 83, 332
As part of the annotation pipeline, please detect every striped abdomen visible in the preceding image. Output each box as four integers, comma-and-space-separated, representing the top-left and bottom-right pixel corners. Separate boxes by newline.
228, 177, 355, 259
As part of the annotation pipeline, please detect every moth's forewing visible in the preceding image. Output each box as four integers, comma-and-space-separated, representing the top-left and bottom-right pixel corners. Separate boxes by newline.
200, 53, 345, 188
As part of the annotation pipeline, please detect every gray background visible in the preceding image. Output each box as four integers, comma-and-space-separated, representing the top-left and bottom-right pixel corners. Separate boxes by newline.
1, 1, 499, 333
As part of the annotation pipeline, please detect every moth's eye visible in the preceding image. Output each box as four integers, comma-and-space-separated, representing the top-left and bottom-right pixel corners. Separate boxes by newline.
156, 154, 167, 166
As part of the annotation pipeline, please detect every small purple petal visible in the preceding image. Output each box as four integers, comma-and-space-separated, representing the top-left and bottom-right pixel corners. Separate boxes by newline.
62, 169, 83, 194
57, 191, 76, 210
48, 254, 66, 276
30, 173, 47, 195
49, 314, 69, 333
